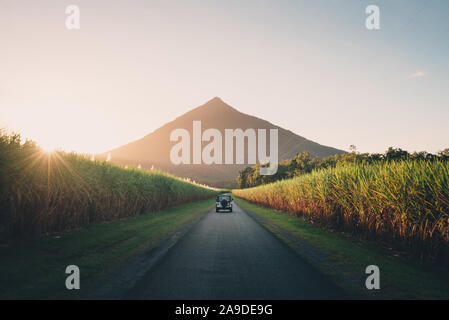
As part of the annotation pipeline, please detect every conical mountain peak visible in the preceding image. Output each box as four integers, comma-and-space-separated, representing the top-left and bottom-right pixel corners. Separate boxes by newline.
101, 98, 345, 188
209, 96, 224, 103
198, 97, 236, 112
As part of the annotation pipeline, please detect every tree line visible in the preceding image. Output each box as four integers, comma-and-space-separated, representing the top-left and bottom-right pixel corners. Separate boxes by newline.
237, 146, 449, 189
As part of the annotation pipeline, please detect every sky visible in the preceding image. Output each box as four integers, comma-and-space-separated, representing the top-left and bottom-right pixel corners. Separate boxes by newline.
0, 0, 448, 154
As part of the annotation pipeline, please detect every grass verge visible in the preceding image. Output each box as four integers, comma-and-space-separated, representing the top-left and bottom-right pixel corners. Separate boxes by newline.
0, 199, 213, 299
234, 197, 449, 299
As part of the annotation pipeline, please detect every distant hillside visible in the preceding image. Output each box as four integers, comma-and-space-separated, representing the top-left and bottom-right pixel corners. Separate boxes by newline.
98, 97, 345, 187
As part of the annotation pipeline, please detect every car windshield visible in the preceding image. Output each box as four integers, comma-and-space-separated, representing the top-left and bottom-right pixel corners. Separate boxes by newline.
217, 196, 231, 201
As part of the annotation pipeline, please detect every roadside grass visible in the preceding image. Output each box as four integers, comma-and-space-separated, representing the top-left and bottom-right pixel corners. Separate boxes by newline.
0, 199, 213, 299
234, 197, 449, 299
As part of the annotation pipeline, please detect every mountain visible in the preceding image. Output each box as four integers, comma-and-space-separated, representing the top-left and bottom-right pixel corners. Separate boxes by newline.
98, 97, 345, 188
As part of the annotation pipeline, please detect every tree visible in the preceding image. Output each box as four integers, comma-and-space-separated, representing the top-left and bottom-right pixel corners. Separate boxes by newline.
385, 147, 409, 161
438, 148, 449, 160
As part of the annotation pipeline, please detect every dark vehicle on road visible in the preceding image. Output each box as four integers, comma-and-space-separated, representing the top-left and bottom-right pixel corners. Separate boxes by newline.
216, 195, 233, 212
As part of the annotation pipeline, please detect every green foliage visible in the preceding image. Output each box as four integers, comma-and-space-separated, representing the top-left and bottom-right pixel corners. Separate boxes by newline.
234, 160, 449, 263
237, 147, 449, 188
0, 200, 213, 299
0, 131, 217, 239
235, 197, 449, 299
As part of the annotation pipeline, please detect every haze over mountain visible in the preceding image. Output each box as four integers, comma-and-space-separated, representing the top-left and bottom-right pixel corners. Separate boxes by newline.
99, 98, 345, 188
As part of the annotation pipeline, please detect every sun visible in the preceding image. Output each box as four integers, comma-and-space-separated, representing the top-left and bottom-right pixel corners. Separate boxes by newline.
38, 141, 58, 154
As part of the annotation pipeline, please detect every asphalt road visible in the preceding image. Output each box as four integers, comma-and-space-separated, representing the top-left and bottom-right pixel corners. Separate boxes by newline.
125, 202, 344, 299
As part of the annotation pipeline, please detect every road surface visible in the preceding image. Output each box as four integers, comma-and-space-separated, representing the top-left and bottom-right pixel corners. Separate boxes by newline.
125, 202, 345, 299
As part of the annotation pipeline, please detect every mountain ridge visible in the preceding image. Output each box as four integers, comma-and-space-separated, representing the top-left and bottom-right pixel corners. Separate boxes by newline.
98, 97, 345, 187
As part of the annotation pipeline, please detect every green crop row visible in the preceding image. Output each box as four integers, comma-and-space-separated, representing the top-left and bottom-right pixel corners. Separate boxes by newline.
233, 160, 449, 263
0, 132, 217, 239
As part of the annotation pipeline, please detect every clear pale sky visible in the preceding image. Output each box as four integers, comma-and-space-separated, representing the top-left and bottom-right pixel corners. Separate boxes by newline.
1, 0, 448, 154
